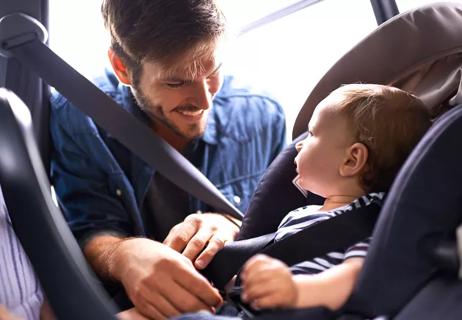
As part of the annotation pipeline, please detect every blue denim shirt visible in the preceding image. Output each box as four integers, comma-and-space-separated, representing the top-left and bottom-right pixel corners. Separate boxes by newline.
50, 71, 286, 243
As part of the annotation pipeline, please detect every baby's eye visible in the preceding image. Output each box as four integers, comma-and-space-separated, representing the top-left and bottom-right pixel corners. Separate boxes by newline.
307, 130, 313, 137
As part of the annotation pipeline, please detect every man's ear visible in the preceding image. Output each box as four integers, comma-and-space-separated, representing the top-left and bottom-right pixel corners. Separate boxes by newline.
340, 142, 368, 177
108, 49, 132, 85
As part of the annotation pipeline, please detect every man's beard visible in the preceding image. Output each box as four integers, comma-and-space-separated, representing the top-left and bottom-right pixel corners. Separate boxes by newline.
132, 88, 206, 140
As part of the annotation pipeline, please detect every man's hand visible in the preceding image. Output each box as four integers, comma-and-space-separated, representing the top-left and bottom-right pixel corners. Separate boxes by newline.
109, 238, 223, 320
240, 254, 297, 309
163, 213, 240, 269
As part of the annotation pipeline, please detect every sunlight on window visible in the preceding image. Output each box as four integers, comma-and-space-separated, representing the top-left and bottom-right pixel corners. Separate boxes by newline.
222, 0, 376, 137
49, 0, 108, 79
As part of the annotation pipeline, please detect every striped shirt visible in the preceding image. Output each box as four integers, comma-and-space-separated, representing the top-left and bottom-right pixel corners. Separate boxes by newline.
274, 192, 385, 275
0, 186, 43, 319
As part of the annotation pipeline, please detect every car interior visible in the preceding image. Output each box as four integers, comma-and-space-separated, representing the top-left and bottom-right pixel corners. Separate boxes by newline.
1, 0, 462, 319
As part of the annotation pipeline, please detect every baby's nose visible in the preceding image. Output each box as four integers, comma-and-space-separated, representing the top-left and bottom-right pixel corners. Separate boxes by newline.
295, 141, 303, 152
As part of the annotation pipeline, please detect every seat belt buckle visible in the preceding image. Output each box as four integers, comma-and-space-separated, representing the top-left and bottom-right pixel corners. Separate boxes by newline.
0, 13, 48, 58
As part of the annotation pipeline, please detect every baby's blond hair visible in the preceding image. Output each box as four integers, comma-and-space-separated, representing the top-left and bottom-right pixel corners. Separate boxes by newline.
333, 84, 431, 192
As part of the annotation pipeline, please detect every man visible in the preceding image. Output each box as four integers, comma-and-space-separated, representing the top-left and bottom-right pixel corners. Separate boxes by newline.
50, 0, 286, 318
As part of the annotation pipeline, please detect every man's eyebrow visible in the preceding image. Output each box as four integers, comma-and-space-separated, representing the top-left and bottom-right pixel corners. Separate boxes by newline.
209, 63, 222, 76
160, 63, 223, 83
160, 76, 189, 83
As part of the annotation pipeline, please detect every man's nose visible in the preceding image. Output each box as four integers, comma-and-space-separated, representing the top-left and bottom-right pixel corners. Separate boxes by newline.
194, 79, 213, 109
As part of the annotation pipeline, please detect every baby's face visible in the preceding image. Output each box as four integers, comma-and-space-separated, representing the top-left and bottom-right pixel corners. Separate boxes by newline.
294, 94, 354, 197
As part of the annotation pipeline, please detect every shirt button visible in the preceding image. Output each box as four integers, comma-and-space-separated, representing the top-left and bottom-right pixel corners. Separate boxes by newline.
116, 189, 122, 197
233, 195, 241, 205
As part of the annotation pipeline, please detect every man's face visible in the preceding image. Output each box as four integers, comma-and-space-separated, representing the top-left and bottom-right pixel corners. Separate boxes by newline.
132, 50, 223, 143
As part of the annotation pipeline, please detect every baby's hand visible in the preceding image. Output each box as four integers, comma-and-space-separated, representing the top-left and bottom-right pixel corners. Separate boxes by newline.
240, 254, 297, 309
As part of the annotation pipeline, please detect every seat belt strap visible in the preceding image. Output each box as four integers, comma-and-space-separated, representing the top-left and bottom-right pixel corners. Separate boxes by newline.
204, 198, 381, 290
7, 38, 243, 219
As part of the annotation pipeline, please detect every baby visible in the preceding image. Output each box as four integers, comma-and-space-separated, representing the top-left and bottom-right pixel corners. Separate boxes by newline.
240, 84, 431, 311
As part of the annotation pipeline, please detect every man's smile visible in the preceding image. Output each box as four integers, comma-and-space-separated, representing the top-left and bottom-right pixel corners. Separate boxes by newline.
173, 106, 206, 121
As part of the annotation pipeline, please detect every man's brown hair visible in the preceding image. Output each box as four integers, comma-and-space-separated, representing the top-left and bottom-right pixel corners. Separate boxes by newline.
335, 84, 431, 192
101, 0, 225, 83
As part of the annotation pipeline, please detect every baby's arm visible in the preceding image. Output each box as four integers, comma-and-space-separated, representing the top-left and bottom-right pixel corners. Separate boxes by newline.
293, 257, 364, 310
240, 255, 364, 310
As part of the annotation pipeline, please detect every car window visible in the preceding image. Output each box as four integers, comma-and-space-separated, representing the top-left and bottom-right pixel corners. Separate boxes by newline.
221, 0, 377, 137
49, 0, 109, 79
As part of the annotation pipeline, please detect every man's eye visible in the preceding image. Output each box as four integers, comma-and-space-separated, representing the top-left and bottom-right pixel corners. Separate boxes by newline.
166, 81, 186, 88
207, 72, 220, 80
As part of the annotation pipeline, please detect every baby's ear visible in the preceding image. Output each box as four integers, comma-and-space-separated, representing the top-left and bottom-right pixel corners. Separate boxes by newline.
340, 142, 368, 177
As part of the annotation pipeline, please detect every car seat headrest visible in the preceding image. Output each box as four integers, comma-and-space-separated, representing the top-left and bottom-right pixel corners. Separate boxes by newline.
293, 2, 462, 138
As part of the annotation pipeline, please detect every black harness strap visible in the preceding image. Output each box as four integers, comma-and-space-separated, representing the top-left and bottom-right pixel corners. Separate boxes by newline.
203, 198, 382, 291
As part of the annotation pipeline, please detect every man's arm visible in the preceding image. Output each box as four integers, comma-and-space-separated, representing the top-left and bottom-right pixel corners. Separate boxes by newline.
84, 235, 223, 319
83, 234, 125, 280
50, 92, 135, 243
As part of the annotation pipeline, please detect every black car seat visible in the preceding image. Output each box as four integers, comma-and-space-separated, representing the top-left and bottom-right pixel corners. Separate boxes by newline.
211, 3, 462, 319
345, 104, 462, 320
0, 89, 118, 319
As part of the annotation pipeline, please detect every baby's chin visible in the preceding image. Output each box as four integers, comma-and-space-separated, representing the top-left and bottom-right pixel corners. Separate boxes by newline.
297, 178, 309, 189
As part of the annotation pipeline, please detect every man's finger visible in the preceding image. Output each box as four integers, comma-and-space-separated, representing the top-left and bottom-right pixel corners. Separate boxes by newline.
163, 221, 198, 252
162, 278, 215, 313
181, 227, 213, 261
140, 289, 182, 319
175, 265, 223, 308
136, 298, 168, 320
194, 235, 225, 269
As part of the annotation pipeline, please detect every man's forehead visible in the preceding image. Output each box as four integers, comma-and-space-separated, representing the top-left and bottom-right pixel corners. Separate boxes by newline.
143, 40, 225, 81
164, 56, 221, 80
